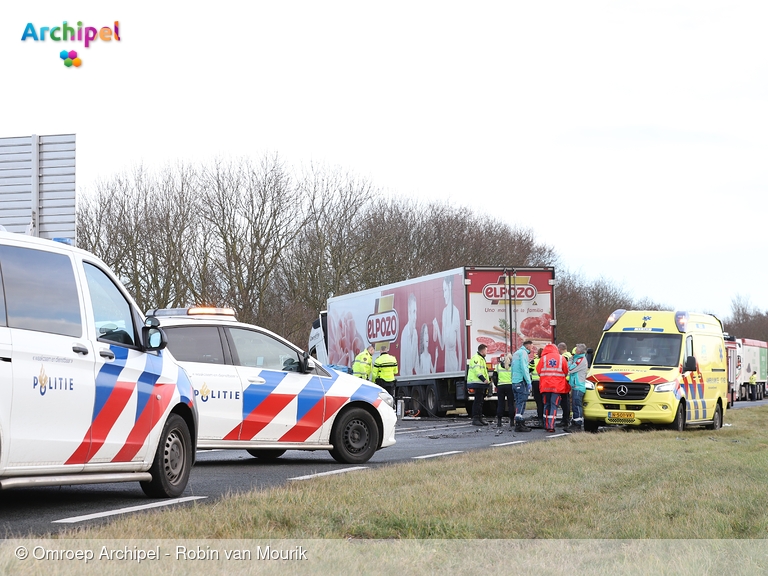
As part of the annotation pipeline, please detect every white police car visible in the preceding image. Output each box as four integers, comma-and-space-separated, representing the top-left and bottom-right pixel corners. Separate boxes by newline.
147, 307, 397, 463
0, 232, 197, 496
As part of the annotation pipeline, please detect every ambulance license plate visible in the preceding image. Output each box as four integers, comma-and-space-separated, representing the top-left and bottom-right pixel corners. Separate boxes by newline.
608, 411, 634, 419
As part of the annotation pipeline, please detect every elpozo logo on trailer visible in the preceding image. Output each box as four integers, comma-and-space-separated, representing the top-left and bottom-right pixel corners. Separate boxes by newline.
21, 20, 120, 68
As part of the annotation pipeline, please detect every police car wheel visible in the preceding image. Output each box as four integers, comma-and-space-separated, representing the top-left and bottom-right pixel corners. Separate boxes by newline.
247, 449, 287, 461
141, 414, 192, 498
329, 408, 380, 464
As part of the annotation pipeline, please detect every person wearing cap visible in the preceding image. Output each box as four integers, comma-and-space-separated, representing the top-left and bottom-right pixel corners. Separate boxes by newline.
353, 344, 375, 381
372, 347, 399, 397
467, 343, 490, 426
557, 342, 572, 429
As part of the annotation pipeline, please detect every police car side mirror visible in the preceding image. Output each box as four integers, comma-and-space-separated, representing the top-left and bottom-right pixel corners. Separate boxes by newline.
300, 350, 311, 373
143, 325, 168, 351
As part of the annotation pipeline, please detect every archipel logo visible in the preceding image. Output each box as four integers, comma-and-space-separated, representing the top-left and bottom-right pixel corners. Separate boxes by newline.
21, 21, 120, 68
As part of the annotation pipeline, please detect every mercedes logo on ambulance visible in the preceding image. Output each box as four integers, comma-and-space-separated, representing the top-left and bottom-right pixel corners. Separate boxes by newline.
617, 385, 629, 397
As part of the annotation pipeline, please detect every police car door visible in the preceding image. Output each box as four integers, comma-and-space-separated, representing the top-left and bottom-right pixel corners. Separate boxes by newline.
161, 325, 242, 441
2, 245, 96, 470
227, 327, 326, 444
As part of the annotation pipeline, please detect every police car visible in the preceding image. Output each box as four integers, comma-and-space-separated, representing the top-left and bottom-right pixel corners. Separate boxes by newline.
147, 307, 397, 464
0, 232, 197, 496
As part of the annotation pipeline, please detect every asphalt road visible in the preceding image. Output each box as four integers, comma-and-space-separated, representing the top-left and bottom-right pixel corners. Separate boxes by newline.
0, 413, 567, 537
3, 399, 766, 538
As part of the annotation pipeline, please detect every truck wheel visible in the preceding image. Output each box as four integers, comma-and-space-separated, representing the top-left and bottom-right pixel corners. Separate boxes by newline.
670, 402, 686, 432
584, 419, 599, 433
425, 385, 446, 417
141, 414, 192, 498
247, 449, 287, 461
706, 404, 723, 430
329, 407, 380, 464
411, 387, 425, 415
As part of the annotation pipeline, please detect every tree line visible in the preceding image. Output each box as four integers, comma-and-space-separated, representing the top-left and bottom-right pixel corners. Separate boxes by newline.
76, 154, 758, 351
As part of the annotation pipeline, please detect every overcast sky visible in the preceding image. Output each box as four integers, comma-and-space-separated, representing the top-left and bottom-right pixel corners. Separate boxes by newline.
3, 1, 767, 320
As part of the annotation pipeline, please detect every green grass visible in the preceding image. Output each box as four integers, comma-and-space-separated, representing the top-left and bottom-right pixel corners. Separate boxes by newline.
54, 405, 768, 540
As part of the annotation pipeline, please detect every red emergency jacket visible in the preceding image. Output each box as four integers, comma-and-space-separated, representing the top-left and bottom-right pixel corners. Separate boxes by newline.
536, 343, 569, 394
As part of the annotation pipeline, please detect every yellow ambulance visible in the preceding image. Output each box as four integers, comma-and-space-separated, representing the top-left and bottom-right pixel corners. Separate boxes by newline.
583, 310, 727, 433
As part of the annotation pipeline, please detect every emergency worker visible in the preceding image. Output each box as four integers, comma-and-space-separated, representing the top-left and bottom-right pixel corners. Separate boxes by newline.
495, 353, 513, 427
557, 343, 572, 429
352, 344, 375, 381
512, 340, 533, 432
468, 344, 490, 426
537, 342, 569, 432
372, 347, 398, 397
749, 371, 757, 402
529, 348, 544, 427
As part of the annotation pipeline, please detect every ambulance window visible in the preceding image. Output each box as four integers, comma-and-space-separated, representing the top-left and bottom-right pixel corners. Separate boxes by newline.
83, 262, 138, 347
163, 326, 226, 364
227, 328, 301, 372
686, 336, 694, 359
0, 246, 82, 337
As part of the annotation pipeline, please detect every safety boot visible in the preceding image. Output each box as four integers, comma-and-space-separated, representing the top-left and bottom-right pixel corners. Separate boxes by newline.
514, 420, 531, 432
472, 417, 487, 426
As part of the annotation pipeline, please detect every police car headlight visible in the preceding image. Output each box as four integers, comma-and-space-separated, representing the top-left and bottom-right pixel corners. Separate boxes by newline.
654, 381, 677, 392
379, 390, 395, 408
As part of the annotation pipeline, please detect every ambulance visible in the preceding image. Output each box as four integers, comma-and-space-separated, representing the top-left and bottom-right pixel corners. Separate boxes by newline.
583, 310, 727, 433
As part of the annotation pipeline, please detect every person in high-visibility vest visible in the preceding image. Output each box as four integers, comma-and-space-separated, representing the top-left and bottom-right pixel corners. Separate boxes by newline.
749, 371, 757, 401
495, 352, 513, 428
537, 343, 569, 432
372, 348, 398, 397
467, 344, 490, 426
352, 345, 375, 381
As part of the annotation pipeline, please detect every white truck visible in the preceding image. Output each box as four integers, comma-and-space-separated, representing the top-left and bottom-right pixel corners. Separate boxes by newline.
309, 266, 557, 416
725, 336, 767, 403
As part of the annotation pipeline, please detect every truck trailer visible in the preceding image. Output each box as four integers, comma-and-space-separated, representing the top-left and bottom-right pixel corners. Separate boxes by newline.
309, 266, 557, 416
724, 336, 767, 404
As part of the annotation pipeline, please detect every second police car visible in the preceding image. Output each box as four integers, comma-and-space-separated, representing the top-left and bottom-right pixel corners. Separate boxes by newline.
147, 307, 397, 463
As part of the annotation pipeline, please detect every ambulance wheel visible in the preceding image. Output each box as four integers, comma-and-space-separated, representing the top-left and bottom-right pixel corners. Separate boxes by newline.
670, 402, 686, 432
584, 419, 599, 433
706, 404, 723, 431
141, 414, 192, 498
329, 407, 380, 464
247, 449, 287, 461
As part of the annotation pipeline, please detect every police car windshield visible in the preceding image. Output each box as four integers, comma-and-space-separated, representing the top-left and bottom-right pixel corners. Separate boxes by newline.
593, 333, 682, 367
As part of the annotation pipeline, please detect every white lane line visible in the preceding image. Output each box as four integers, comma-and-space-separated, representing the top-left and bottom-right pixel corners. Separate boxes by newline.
412, 451, 463, 459
545, 433, 570, 438
53, 496, 207, 524
492, 440, 527, 447
289, 467, 368, 481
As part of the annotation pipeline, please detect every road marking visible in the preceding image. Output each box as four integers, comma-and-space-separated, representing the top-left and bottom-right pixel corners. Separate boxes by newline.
412, 451, 463, 459
492, 440, 527, 447
289, 467, 368, 481
546, 433, 570, 438
52, 496, 207, 524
